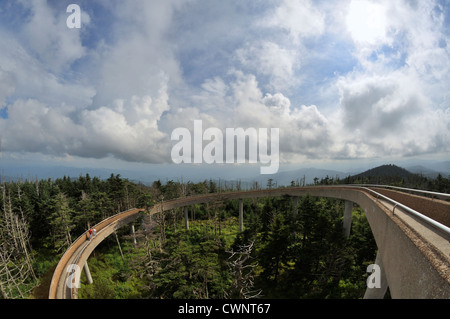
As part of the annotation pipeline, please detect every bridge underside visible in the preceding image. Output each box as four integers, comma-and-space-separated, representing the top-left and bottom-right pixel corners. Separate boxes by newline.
300, 187, 450, 299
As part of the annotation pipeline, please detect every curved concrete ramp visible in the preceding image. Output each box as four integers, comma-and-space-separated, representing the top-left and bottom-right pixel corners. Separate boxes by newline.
48, 208, 145, 299
49, 186, 450, 299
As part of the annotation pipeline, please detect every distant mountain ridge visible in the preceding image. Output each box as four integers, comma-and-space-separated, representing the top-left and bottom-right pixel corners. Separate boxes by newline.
352, 164, 412, 179
406, 165, 445, 178
337, 163, 443, 188
1, 161, 448, 187
263, 163, 448, 188
243, 167, 346, 187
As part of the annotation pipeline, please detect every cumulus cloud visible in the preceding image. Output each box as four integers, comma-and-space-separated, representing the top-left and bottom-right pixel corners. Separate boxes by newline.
338, 72, 422, 136
331, 0, 450, 159
262, 0, 325, 43
0, 0, 182, 164
87, 0, 186, 107
79, 92, 171, 163
19, 0, 89, 73
235, 41, 299, 92
0, 0, 448, 169
0, 67, 15, 108
332, 70, 449, 159
0, 17, 95, 109
1, 91, 171, 163
180, 72, 332, 163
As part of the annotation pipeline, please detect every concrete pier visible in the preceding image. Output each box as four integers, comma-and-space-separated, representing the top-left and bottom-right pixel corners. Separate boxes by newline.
83, 262, 93, 285
239, 199, 243, 232
184, 206, 189, 230
344, 200, 353, 237
131, 224, 137, 245
293, 196, 299, 215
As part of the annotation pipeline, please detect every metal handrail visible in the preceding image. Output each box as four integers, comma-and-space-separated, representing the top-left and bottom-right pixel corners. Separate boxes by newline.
361, 187, 450, 237
350, 184, 450, 200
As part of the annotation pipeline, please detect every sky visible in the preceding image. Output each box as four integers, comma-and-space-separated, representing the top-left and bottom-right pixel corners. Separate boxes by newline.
0, 0, 449, 181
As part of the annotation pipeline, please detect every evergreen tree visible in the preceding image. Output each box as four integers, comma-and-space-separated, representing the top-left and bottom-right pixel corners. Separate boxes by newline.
47, 193, 75, 253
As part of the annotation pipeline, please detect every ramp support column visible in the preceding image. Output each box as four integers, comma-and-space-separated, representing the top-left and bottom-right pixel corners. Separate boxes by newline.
344, 201, 353, 237
239, 199, 244, 232
131, 224, 137, 245
83, 262, 93, 285
184, 206, 189, 230
293, 196, 299, 215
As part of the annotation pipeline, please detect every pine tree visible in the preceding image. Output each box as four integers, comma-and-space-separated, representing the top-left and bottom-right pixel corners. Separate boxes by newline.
47, 193, 75, 253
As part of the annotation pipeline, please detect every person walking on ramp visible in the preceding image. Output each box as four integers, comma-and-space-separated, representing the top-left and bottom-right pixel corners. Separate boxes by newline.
88, 228, 97, 241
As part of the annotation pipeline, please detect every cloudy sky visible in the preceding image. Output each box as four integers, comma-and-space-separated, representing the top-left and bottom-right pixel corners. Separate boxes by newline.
0, 0, 449, 179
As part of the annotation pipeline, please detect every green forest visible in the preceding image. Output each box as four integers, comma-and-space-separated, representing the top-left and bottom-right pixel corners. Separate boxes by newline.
0, 170, 448, 299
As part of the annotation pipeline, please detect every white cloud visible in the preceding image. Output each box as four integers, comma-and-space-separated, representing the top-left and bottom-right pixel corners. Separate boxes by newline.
263, 93, 291, 116
184, 72, 332, 163
335, 67, 449, 158
235, 41, 299, 91
88, 1, 186, 107
0, 90, 172, 163
0, 67, 15, 108
0, 0, 183, 164
263, 0, 325, 43
19, 0, 89, 73
325, 0, 450, 160
0, 0, 448, 170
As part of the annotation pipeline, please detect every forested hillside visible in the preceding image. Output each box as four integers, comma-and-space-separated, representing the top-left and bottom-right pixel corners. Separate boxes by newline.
0, 170, 447, 299
77, 195, 377, 299
0, 174, 147, 298
0, 174, 221, 298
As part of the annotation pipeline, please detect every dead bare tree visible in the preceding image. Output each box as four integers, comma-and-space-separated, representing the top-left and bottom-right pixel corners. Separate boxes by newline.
225, 241, 262, 299
154, 196, 166, 249
0, 185, 37, 298
127, 213, 161, 292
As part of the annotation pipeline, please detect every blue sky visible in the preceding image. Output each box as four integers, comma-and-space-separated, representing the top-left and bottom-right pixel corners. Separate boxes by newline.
0, 0, 449, 179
